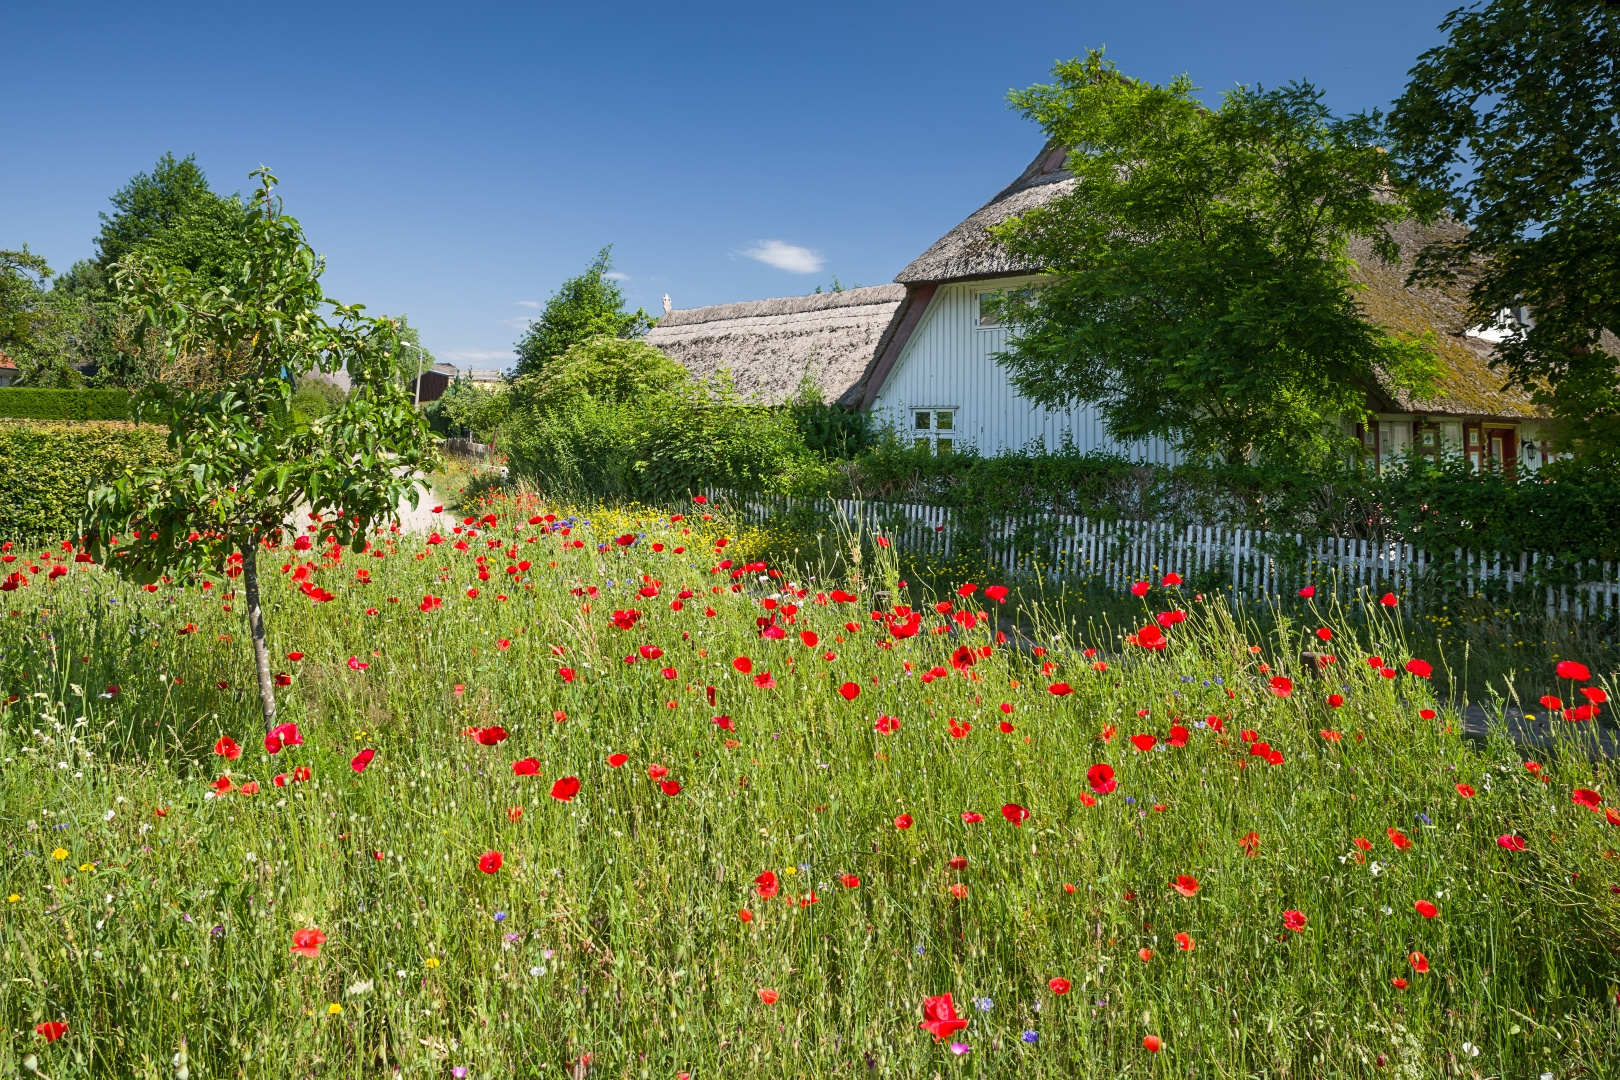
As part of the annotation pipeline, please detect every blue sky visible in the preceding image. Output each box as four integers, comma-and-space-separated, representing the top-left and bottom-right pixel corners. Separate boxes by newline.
3, 1, 1459, 369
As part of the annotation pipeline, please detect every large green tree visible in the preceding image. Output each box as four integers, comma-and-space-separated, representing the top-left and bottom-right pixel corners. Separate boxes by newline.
990, 52, 1440, 465
83, 168, 436, 730
1385, 0, 1620, 462
513, 246, 653, 377
0, 247, 85, 387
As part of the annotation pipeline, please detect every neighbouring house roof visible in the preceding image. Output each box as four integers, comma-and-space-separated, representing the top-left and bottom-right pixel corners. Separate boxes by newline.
646, 284, 908, 406
894, 143, 1073, 285
0, 348, 16, 370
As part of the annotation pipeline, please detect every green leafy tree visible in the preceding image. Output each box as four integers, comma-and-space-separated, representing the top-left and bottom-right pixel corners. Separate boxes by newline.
82, 168, 436, 730
513, 247, 653, 377
990, 52, 1441, 465
1385, 0, 1620, 462
0, 247, 86, 387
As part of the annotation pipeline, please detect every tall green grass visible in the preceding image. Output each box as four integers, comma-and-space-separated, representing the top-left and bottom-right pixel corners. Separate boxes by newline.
1, 497, 1617, 1078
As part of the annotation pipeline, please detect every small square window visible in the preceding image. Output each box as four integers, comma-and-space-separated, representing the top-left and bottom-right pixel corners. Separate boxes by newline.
935, 412, 953, 432
1468, 429, 1480, 446
914, 411, 932, 430
936, 438, 953, 454
914, 437, 930, 451
912, 409, 957, 455
978, 294, 1000, 327
1421, 431, 1436, 447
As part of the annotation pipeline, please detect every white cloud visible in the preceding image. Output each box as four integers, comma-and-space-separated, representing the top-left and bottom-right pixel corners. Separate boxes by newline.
603, 272, 629, 281
742, 240, 824, 274
443, 349, 516, 363
514, 300, 540, 308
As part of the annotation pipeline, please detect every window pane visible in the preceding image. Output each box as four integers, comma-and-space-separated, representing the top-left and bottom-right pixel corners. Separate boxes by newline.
936, 438, 952, 455
978, 294, 999, 327
914, 437, 930, 451
935, 411, 954, 431
914, 411, 931, 430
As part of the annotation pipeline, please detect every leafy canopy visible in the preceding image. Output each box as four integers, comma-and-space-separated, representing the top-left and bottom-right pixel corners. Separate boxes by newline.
513, 247, 653, 377
1384, 0, 1620, 463
991, 52, 1440, 465
0, 247, 85, 388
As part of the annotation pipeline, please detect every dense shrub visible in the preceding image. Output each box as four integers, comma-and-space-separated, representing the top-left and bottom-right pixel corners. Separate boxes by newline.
0, 387, 131, 420
0, 420, 172, 539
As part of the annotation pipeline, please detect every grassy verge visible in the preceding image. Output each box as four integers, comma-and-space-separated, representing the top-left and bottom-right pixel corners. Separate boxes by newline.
2, 494, 1617, 1077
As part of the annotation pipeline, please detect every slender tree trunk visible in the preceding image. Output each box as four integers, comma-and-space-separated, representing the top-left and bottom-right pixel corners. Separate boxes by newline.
240, 538, 277, 731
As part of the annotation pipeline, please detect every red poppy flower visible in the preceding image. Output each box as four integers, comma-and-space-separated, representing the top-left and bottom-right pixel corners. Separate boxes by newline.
1387, 827, 1412, 851
350, 748, 375, 772
473, 727, 509, 746
918, 993, 968, 1040
214, 735, 242, 760
737, 908, 753, 923
1086, 762, 1116, 795
799, 630, 819, 648
733, 656, 753, 674
34, 1021, 67, 1042
999, 720, 1014, 733
1136, 625, 1164, 649
755, 871, 779, 899
1497, 834, 1526, 851
1239, 831, 1260, 857
550, 776, 580, 801
1048, 977, 1071, 994
949, 856, 968, 870
1408, 951, 1429, 973
1581, 687, 1608, 704
948, 718, 972, 738
512, 758, 539, 776
753, 672, 777, 689
1391, 977, 1409, 989
756, 988, 778, 1005
961, 811, 984, 824
1001, 803, 1029, 826
1404, 658, 1433, 678
894, 814, 913, 829
1131, 580, 1150, 597
1240, 728, 1259, 742
607, 753, 628, 767
1380, 592, 1398, 606
1573, 787, 1603, 809
841, 873, 860, 888
1556, 660, 1591, 681
479, 851, 503, 874
638, 644, 664, 661
1143, 1035, 1162, 1053
838, 681, 860, 701
1282, 909, 1307, 932
290, 927, 326, 957
1455, 783, 1475, 798
1048, 682, 1073, 696
658, 779, 682, 796
1171, 875, 1199, 897
985, 584, 1009, 603
1414, 899, 1438, 918
712, 715, 735, 732
1353, 837, 1372, 851
1174, 932, 1195, 951
1327, 694, 1344, 708
1316, 627, 1332, 641
1539, 694, 1563, 710
1419, 708, 1436, 720
874, 714, 901, 735
1268, 675, 1293, 697
1130, 733, 1156, 752
265, 722, 302, 754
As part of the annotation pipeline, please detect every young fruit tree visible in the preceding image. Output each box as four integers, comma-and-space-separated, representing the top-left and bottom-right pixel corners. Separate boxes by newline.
81, 167, 436, 730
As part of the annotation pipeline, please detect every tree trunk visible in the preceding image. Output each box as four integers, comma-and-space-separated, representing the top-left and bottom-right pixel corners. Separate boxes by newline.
240, 539, 277, 731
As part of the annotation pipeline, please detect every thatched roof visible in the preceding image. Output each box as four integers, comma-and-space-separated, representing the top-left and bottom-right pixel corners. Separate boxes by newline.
894, 143, 1073, 285
646, 284, 907, 406
1348, 220, 1543, 419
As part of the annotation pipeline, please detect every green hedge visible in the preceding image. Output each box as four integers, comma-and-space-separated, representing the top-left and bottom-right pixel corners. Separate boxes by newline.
0, 388, 133, 421
0, 421, 172, 541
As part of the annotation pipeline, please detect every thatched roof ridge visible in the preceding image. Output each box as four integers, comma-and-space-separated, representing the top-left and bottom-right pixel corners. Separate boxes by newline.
646, 284, 907, 406
895, 142, 1074, 285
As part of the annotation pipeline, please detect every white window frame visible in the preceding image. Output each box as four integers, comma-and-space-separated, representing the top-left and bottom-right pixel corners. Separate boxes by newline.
912, 408, 958, 455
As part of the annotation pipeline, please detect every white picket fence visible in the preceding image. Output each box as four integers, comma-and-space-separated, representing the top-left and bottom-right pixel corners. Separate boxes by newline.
708, 490, 1620, 622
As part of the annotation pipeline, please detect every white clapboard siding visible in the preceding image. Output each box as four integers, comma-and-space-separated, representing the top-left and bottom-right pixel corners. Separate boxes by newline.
707, 489, 1620, 622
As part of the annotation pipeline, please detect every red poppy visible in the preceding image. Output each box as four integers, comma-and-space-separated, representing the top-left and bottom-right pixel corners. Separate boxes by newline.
214, 735, 242, 760
1130, 733, 1156, 752
961, 811, 984, 824
1390, 976, 1409, 989
1539, 694, 1563, 710
1455, 783, 1475, 798
1282, 909, 1307, 932
999, 720, 1015, 733
985, 584, 1009, 603
841, 873, 860, 888
34, 1021, 67, 1042
838, 681, 860, 701
755, 871, 779, 899
1497, 834, 1526, 851
1572, 787, 1603, 809
1387, 827, 1412, 851
290, 927, 327, 957
1408, 951, 1429, 973
1239, 831, 1260, 857
1353, 837, 1372, 851
1240, 728, 1259, 742
894, 814, 913, 829
479, 851, 503, 874
1086, 762, 1116, 795
1299, 585, 1315, 598
639, 644, 664, 660
948, 856, 968, 870
1380, 592, 1398, 606
1131, 580, 1150, 597
1171, 875, 1199, 897
1268, 675, 1293, 697
948, 718, 973, 739
753, 672, 777, 690
1136, 625, 1165, 649
551, 776, 580, 801
1048, 682, 1073, 696
1414, 900, 1438, 918
1143, 1035, 1162, 1053
874, 714, 901, 735
1404, 658, 1433, 678
799, 630, 819, 648
512, 758, 540, 776
350, 748, 375, 772
1327, 694, 1344, 708
473, 727, 509, 746
1174, 932, 1195, 951
265, 722, 302, 754
607, 753, 628, 768
1048, 976, 1071, 994
712, 715, 735, 732
1316, 626, 1332, 641
918, 994, 968, 1040
1001, 803, 1029, 826
738, 908, 753, 922
1419, 708, 1436, 720
758, 988, 779, 1005
733, 656, 753, 674
1556, 660, 1591, 681
1581, 687, 1608, 704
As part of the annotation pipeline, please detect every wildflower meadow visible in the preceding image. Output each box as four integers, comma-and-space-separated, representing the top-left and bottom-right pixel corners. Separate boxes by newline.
3, 494, 1618, 1078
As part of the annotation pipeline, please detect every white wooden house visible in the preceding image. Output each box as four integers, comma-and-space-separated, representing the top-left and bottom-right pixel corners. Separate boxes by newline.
648, 144, 1553, 475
